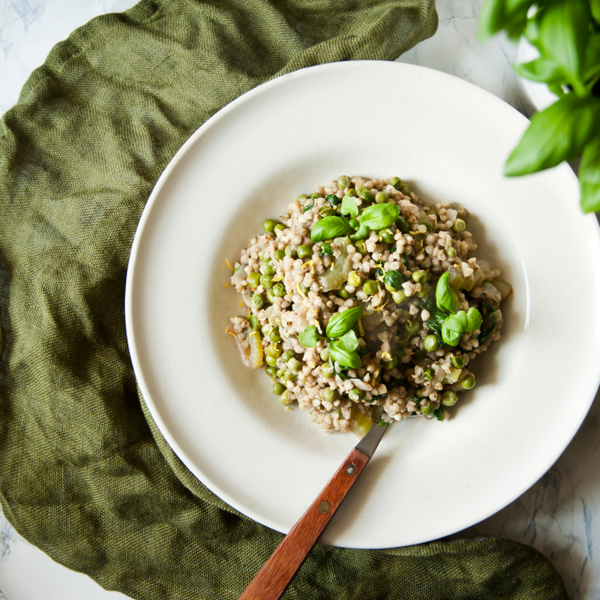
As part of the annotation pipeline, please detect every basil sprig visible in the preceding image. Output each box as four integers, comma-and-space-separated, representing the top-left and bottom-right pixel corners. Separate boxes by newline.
329, 330, 361, 369
479, 0, 600, 212
298, 325, 323, 348
325, 306, 363, 338
310, 216, 353, 243
359, 203, 400, 230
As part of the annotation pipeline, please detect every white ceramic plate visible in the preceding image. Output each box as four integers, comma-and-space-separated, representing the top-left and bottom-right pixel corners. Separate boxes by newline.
125, 61, 600, 549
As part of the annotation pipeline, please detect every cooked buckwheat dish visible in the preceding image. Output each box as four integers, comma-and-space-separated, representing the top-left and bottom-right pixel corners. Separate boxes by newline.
227, 176, 510, 434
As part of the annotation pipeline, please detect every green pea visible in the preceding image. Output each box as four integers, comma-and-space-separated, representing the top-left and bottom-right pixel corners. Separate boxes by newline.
453, 218, 466, 232
247, 272, 260, 288
381, 228, 396, 244
420, 402, 434, 415
354, 240, 367, 254
266, 289, 275, 303
362, 280, 379, 296
260, 260, 275, 276
274, 224, 286, 235
297, 245, 313, 259
419, 219, 433, 232
283, 370, 298, 382
273, 382, 286, 395
348, 388, 363, 402
451, 356, 465, 369
276, 368, 285, 378
320, 348, 330, 362
346, 188, 358, 197
389, 177, 402, 189
265, 366, 277, 378
260, 274, 274, 289
321, 363, 335, 379
274, 317, 282, 327
423, 335, 438, 352
280, 391, 294, 406
404, 318, 420, 335
400, 183, 411, 195
288, 358, 303, 372
269, 328, 282, 342
447, 247, 457, 258
384, 356, 398, 370
282, 350, 295, 362
358, 187, 374, 203
247, 314, 261, 331
263, 219, 278, 233
423, 367, 434, 381
321, 388, 339, 402
284, 245, 297, 258
412, 270, 427, 284
348, 271, 363, 288
375, 192, 388, 204
338, 288, 352, 299
266, 343, 282, 358
272, 283, 286, 297
265, 355, 278, 367
395, 216, 410, 233
320, 208, 337, 217
442, 390, 458, 406
299, 283, 310, 296
392, 290, 407, 304
275, 249, 285, 260
337, 175, 351, 189
296, 193, 308, 201
251, 294, 265, 309
461, 375, 476, 390
327, 193, 341, 206
310, 193, 321, 199
416, 284, 430, 299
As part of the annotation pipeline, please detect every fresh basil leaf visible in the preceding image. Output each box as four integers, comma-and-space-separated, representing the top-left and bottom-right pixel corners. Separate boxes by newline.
435, 272, 457, 314
326, 194, 341, 206
326, 307, 363, 338
539, 0, 590, 91
349, 224, 369, 241
579, 136, 600, 213
359, 203, 400, 231
465, 307, 483, 332
513, 57, 564, 85
505, 96, 600, 176
310, 216, 353, 243
302, 202, 314, 214
329, 341, 362, 369
334, 329, 359, 353
341, 196, 359, 218
593, 0, 600, 24
441, 312, 467, 347
477, 0, 531, 42
299, 325, 322, 348
383, 270, 407, 291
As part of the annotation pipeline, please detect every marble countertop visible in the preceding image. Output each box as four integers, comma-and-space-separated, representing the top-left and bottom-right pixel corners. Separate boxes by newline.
1, 1, 598, 598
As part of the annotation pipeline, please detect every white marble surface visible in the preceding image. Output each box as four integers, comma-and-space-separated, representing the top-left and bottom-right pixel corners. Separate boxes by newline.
0, 0, 598, 598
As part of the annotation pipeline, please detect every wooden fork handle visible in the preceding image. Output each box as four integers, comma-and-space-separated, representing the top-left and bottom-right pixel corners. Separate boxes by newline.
238, 447, 370, 600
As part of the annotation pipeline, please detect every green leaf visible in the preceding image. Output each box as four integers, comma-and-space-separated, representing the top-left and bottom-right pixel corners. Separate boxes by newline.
583, 34, 600, 85
591, 0, 600, 25
579, 136, 600, 213
334, 329, 359, 353
320, 243, 333, 258
435, 272, 458, 314
477, 0, 532, 42
310, 216, 353, 243
539, 0, 590, 91
383, 270, 407, 291
505, 96, 600, 176
302, 202, 314, 214
341, 196, 359, 218
359, 204, 400, 231
299, 325, 322, 348
329, 341, 362, 369
465, 307, 483, 332
441, 312, 467, 347
326, 307, 363, 338
513, 57, 564, 85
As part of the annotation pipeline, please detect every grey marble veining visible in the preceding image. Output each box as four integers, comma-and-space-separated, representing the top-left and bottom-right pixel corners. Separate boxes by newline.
1, 0, 599, 598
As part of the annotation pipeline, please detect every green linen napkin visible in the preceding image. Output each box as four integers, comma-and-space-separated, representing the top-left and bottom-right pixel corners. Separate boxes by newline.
0, 0, 568, 598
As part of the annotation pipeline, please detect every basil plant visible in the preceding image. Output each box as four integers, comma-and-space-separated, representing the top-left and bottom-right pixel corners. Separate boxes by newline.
479, 0, 600, 213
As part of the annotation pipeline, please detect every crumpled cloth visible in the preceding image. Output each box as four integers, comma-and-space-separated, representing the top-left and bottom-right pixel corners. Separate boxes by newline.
0, 0, 568, 598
